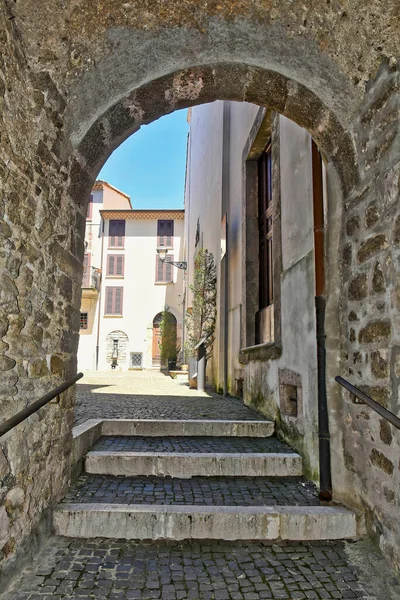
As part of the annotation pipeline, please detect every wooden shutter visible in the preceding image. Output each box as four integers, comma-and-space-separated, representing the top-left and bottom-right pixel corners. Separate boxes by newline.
116, 255, 124, 276
105, 287, 114, 314
114, 287, 123, 314
258, 144, 273, 309
105, 287, 123, 314
107, 255, 124, 276
82, 252, 91, 287
156, 255, 164, 282
157, 220, 174, 247
107, 255, 115, 276
166, 255, 174, 282
155, 255, 173, 282
109, 220, 125, 247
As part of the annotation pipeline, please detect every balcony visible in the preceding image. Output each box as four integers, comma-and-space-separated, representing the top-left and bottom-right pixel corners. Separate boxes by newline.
82, 266, 101, 298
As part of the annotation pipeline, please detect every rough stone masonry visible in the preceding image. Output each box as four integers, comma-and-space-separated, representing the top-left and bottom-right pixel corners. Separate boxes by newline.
0, 0, 399, 582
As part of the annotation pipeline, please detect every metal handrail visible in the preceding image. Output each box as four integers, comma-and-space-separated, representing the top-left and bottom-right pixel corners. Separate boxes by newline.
0, 373, 83, 438
335, 376, 400, 430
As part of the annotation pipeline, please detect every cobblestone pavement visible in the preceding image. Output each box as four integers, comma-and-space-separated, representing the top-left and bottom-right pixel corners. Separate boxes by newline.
74, 372, 265, 426
3, 537, 399, 600
61, 475, 319, 506
92, 436, 293, 454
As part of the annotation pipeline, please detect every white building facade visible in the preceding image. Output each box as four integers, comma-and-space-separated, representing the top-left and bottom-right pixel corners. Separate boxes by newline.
78, 181, 184, 371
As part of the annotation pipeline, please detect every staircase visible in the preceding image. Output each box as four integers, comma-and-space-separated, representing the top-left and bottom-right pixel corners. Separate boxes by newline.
54, 418, 357, 542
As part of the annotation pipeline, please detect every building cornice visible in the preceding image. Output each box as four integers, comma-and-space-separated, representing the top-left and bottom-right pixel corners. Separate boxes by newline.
100, 209, 185, 220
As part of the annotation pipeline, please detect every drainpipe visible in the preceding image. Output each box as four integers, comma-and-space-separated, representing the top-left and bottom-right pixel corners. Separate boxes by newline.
222, 101, 230, 396
95, 218, 105, 370
312, 141, 332, 501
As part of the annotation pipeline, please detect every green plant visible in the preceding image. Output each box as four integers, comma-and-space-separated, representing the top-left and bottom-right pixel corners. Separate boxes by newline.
160, 306, 179, 363
185, 248, 217, 359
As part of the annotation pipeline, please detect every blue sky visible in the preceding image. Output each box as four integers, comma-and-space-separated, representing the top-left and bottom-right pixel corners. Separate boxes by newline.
99, 109, 189, 209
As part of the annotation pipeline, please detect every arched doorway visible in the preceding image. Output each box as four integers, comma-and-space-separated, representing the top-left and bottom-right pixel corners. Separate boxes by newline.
152, 311, 178, 368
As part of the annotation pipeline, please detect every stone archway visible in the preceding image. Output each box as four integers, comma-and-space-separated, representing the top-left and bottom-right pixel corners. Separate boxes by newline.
1, 0, 399, 575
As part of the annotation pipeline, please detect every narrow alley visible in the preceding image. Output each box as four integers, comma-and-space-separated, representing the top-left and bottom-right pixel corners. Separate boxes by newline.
1, 373, 398, 600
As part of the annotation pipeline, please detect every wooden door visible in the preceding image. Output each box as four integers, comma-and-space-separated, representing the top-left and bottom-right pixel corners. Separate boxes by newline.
152, 325, 162, 366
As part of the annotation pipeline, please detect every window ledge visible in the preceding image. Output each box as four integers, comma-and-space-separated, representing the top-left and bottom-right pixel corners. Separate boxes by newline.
106, 276, 124, 279
103, 315, 123, 318
154, 281, 174, 285
107, 247, 125, 250
239, 342, 282, 364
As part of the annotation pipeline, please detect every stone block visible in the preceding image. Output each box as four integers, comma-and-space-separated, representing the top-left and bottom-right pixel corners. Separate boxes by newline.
348, 273, 367, 300
357, 234, 388, 263
369, 448, 394, 476
358, 320, 391, 343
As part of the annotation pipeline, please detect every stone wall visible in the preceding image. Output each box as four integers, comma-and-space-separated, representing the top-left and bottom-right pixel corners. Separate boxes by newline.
0, 0, 398, 579
0, 6, 84, 583
339, 61, 400, 566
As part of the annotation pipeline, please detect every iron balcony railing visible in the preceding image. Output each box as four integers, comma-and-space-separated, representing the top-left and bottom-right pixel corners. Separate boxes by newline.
82, 266, 101, 290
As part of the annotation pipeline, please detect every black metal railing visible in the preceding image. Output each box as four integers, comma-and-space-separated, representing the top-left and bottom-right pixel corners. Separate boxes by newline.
0, 373, 83, 438
82, 266, 101, 290
336, 376, 400, 430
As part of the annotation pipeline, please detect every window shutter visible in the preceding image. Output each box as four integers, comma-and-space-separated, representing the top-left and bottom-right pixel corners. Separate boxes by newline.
116, 255, 124, 276
166, 255, 173, 282
105, 287, 123, 314
107, 255, 115, 276
105, 287, 114, 314
156, 255, 164, 282
114, 288, 123, 314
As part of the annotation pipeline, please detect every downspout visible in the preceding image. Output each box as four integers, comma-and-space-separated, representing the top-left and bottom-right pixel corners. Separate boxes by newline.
222, 101, 230, 396
312, 141, 332, 501
95, 217, 105, 370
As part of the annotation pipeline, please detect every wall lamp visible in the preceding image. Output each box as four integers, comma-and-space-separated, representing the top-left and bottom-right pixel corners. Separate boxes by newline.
157, 246, 187, 270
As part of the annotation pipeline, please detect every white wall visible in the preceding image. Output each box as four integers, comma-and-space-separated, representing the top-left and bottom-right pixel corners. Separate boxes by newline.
184, 102, 224, 387
97, 216, 184, 370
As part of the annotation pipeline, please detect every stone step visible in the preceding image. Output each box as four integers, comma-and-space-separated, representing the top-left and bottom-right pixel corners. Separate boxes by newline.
91, 435, 293, 454
62, 474, 321, 507
53, 503, 357, 542
85, 450, 302, 478
100, 418, 275, 438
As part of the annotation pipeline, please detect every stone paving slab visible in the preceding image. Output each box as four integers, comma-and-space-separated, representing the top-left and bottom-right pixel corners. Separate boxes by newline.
61, 475, 320, 506
75, 373, 265, 426
92, 436, 293, 454
2, 537, 398, 600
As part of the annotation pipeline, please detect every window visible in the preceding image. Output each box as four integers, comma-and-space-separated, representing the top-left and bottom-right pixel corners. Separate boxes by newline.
107, 254, 125, 276
87, 194, 93, 220
109, 220, 125, 247
157, 220, 174, 247
80, 312, 88, 329
156, 254, 174, 283
105, 286, 123, 315
258, 143, 273, 309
